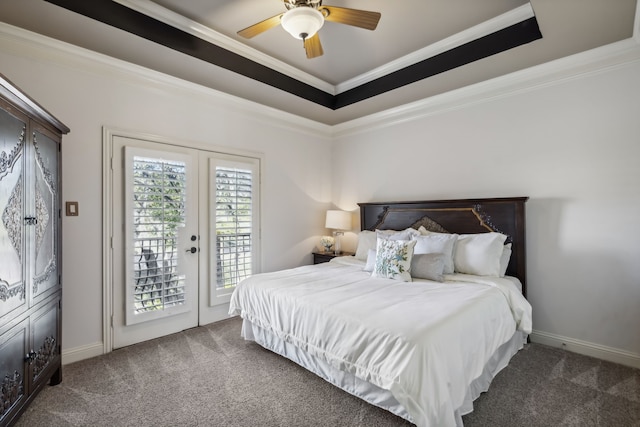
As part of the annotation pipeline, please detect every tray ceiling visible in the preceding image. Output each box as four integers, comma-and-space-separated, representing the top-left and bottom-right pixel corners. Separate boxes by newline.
0, 0, 636, 125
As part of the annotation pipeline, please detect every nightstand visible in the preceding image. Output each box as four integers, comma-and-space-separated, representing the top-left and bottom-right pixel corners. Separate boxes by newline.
312, 251, 354, 264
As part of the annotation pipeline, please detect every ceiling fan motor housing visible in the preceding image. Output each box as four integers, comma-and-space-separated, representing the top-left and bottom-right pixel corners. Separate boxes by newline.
284, 0, 323, 11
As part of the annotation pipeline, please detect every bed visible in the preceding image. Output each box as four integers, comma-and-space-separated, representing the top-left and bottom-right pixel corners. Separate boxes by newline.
229, 197, 532, 427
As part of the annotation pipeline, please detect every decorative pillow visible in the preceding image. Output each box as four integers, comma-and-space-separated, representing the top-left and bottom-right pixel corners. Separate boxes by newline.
454, 232, 507, 276
372, 239, 416, 282
411, 253, 445, 282
499, 243, 512, 277
364, 249, 376, 272
355, 230, 377, 260
411, 233, 457, 274
355, 229, 419, 260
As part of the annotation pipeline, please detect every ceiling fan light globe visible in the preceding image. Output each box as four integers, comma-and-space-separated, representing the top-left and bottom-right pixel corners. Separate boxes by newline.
281, 7, 324, 40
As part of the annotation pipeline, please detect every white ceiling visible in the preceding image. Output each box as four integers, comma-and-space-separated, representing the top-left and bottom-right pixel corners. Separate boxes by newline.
0, 0, 636, 125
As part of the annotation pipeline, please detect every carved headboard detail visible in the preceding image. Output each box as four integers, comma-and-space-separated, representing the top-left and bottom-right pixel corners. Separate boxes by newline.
358, 197, 528, 296
409, 216, 450, 234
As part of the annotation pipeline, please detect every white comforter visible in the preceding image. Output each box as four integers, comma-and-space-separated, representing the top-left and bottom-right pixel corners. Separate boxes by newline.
228, 257, 532, 427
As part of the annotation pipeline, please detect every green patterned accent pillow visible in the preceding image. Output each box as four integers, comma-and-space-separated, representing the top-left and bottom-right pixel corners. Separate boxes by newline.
372, 238, 416, 282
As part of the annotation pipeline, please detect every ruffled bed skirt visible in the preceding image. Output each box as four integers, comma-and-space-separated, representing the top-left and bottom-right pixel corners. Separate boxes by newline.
241, 318, 527, 426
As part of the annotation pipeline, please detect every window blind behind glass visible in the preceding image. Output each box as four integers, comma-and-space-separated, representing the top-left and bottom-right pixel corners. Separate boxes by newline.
215, 166, 252, 289
131, 156, 187, 313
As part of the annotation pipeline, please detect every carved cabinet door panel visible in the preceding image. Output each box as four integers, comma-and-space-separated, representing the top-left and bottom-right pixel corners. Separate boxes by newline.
0, 318, 29, 425
28, 297, 60, 388
30, 125, 60, 304
0, 103, 28, 320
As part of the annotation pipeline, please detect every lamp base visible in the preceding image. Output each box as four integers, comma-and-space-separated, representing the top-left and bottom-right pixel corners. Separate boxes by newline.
333, 231, 344, 255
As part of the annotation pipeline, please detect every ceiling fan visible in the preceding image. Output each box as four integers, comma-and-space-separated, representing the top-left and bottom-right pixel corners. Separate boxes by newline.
237, 0, 381, 59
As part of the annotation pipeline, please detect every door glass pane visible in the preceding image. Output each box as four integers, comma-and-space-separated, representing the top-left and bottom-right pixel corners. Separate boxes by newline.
130, 156, 186, 318
215, 166, 252, 290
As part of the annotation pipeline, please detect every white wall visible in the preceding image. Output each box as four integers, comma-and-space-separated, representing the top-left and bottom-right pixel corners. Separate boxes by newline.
2, 24, 639, 367
0, 27, 332, 358
332, 59, 640, 362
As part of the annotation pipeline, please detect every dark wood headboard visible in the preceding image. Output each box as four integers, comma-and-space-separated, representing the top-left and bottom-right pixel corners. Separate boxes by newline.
358, 197, 528, 297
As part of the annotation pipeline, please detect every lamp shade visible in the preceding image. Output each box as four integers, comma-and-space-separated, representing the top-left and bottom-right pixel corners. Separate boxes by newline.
281, 7, 324, 40
325, 210, 351, 230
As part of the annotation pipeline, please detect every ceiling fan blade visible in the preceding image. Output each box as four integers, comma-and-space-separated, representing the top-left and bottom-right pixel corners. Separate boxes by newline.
304, 33, 323, 59
237, 13, 284, 38
320, 6, 381, 30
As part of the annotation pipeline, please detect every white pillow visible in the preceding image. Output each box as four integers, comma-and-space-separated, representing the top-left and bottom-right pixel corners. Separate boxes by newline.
454, 232, 507, 276
376, 228, 420, 241
499, 243, 512, 277
411, 253, 445, 282
364, 249, 376, 272
411, 233, 457, 274
372, 239, 416, 282
355, 230, 377, 260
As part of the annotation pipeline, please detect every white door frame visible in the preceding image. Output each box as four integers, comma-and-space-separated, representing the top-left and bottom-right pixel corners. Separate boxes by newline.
102, 127, 263, 354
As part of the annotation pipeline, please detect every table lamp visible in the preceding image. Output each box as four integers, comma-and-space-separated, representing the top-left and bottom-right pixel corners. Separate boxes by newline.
325, 210, 351, 255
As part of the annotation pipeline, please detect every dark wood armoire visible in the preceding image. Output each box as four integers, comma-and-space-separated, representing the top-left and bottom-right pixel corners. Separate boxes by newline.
0, 73, 69, 426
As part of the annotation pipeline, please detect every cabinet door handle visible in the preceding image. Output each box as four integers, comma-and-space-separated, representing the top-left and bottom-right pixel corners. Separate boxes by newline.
24, 350, 37, 363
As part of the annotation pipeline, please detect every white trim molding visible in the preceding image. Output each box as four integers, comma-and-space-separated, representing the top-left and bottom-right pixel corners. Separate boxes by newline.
102, 128, 114, 355
336, 4, 535, 93
332, 36, 640, 137
635, 0, 640, 43
114, 0, 534, 96
2, 18, 639, 139
62, 342, 104, 365
530, 330, 640, 370
113, 0, 335, 95
0, 22, 332, 139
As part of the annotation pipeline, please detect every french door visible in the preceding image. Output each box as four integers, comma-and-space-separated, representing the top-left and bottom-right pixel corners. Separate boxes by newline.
109, 135, 260, 349
112, 138, 199, 348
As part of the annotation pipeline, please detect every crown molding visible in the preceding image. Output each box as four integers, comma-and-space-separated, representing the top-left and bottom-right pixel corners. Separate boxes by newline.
0, 23, 333, 138
2, 1, 639, 141
331, 36, 640, 138
113, 0, 335, 95
336, 3, 535, 94
114, 0, 534, 97
0, 71, 69, 134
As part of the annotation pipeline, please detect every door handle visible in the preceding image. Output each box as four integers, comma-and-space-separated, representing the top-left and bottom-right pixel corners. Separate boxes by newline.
185, 247, 197, 254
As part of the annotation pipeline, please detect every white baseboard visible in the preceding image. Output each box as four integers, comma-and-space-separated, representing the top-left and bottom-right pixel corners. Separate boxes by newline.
530, 330, 640, 369
60, 332, 640, 369
62, 342, 104, 365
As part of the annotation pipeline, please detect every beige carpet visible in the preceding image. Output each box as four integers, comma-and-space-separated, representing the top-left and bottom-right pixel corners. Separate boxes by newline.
15, 317, 640, 426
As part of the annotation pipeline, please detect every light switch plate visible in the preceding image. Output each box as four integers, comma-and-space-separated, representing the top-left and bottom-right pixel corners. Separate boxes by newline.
65, 201, 79, 216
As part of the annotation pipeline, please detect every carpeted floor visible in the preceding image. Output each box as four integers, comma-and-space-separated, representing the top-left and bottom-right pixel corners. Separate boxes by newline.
14, 317, 640, 426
